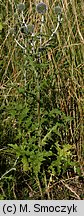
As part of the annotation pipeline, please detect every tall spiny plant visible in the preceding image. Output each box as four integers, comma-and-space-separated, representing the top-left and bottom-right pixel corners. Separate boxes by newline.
12, 2, 62, 149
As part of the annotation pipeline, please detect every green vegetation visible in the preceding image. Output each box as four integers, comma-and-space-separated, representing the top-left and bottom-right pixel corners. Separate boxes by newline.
0, 0, 84, 200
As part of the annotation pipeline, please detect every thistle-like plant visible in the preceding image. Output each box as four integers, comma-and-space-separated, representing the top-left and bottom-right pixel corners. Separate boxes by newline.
12, 2, 62, 148
1, 0, 83, 199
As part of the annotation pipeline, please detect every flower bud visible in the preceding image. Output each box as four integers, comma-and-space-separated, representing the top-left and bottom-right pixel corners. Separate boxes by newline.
17, 3, 25, 12
27, 24, 34, 34
54, 5, 62, 15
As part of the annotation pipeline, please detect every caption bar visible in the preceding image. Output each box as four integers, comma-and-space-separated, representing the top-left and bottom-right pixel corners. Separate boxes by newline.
0, 200, 83, 216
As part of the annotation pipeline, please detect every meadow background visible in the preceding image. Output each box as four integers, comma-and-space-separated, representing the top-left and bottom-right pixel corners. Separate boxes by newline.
0, 0, 84, 199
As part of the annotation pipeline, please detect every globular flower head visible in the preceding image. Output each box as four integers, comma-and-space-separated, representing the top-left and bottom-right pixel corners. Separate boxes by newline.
21, 24, 34, 35
27, 24, 34, 34
54, 5, 62, 15
36, 2, 48, 14
17, 3, 25, 12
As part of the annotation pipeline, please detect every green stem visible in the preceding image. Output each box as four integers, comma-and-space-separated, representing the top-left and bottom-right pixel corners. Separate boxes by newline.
37, 76, 41, 148
36, 174, 43, 198
37, 15, 44, 148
